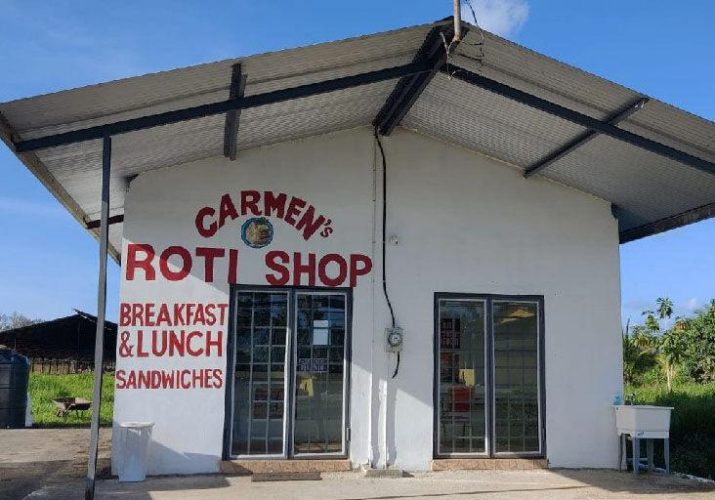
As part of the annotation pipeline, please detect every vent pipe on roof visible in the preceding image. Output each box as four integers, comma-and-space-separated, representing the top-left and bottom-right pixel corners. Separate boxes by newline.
453, 0, 462, 42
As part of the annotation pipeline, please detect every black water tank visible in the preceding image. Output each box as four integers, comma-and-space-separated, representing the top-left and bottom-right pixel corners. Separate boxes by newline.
0, 347, 30, 428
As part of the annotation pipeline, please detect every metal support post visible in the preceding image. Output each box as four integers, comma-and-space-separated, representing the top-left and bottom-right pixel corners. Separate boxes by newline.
647, 439, 654, 471
84, 134, 112, 500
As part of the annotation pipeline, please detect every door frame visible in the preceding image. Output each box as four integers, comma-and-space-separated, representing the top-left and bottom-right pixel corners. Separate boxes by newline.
433, 293, 546, 459
223, 284, 353, 460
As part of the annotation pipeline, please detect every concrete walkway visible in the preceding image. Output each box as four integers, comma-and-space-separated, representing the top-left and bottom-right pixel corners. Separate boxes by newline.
1, 430, 713, 499
0, 427, 111, 500
23, 470, 715, 499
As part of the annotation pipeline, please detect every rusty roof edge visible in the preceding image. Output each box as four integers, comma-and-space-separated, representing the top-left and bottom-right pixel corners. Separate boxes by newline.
0, 111, 121, 263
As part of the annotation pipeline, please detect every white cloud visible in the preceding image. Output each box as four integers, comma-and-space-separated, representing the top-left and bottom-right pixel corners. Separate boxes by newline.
684, 297, 701, 313
463, 0, 530, 38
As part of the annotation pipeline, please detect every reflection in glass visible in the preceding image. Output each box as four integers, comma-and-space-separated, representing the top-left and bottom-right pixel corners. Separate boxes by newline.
232, 291, 288, 456
293, 294, 346, 455
493, 301, 539, 453
438, 300, 487, 455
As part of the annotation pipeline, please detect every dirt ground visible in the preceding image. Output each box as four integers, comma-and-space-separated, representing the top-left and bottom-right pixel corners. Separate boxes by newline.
0, 427, 111, 500
1, 429, 714, 500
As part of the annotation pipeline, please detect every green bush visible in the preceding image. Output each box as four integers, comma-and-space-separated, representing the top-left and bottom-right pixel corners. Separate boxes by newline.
29, 372, 114, 427
630, 383, 715, 479
639, 366, 666, 385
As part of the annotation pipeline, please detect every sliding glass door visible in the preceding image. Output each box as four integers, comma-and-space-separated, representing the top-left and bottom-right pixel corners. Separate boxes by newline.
228, 288, 350, 459
435, 295, 543, 458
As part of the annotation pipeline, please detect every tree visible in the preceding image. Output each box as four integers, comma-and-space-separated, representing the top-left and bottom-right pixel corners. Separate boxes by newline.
657, 297, 674, 327
623, 319, 658, 385
682, 300, 715, 383
641, 310, 661, 333
626, 298, 715, 387
0, 312, 39, 332
659, 318, 689, 391
627, 297, 690, 390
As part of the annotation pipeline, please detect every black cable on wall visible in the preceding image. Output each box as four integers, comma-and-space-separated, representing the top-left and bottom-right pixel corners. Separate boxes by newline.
374, 127, 400, 378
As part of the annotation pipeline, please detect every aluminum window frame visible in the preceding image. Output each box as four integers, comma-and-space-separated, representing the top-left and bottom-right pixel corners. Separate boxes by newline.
434, 297, 490, 458
290, 289, 352, 459
490, 298, 544, 458
226, 287, 292, 460
433, 293, 546, 459
223, 284, 352, 461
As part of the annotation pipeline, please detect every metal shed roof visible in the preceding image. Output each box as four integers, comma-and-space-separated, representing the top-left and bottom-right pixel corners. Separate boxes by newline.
1, 18, 714, 260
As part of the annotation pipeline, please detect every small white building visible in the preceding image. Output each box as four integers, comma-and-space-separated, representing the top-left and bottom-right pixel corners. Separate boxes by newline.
2, 18, 714, 476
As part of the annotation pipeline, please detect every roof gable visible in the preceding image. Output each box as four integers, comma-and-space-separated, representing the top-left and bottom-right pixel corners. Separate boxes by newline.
1, 18, 713, 255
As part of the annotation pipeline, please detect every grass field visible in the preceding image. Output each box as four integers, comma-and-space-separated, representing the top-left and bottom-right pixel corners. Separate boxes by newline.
629, 383, 715, 479
29, 372, 114, 426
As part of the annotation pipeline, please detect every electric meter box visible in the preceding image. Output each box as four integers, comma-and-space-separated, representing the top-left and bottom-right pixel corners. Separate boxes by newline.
385, 327, 404, 353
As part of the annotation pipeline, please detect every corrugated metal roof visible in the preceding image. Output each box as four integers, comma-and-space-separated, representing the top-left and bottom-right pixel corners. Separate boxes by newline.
1, 18, 714, 259
402, 72, 588, 169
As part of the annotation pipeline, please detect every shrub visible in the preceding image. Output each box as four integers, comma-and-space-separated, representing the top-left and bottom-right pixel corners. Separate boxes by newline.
630, 383, 715, 479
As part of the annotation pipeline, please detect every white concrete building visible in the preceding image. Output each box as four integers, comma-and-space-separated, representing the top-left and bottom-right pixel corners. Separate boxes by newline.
2, 18, 714, 477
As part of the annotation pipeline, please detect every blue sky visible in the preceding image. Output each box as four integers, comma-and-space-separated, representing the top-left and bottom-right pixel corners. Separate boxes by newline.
0, 0, 713, 325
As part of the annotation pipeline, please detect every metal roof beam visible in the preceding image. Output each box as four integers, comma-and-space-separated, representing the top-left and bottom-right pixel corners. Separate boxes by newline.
373, 25, 459, 136
12, 62, 431, 153
443, 66, 715, 177
86, 214, 124, 229
223, 63, 246, 161
619, 202, 715, 243
524, 97, 649, 178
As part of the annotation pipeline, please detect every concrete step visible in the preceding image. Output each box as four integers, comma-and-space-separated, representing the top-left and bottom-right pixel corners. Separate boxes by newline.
251, 472, 323, 482
432, 458, 548, 471
361, 466, 407, 478
220, 459, 352, 475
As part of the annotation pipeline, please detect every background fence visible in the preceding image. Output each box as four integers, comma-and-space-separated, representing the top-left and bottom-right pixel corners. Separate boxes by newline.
29, 358, 116, 374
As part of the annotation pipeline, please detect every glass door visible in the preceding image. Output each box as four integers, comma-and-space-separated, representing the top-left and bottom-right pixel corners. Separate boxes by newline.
436, 299, 488, 456
231, 291, 289, 457
492, 300, 541, 455
293, 292, 348, 456
228, 288, 350, 459
435, 295, 543, 458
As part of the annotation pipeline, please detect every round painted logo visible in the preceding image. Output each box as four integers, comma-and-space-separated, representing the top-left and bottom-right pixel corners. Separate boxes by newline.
241, 217, 274, 248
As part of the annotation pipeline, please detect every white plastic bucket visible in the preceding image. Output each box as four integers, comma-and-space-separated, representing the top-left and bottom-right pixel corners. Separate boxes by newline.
118, 421, 154, 482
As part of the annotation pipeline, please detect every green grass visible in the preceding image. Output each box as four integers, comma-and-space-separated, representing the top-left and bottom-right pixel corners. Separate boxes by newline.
29, 372, 114, 427
628, 383, 715, 479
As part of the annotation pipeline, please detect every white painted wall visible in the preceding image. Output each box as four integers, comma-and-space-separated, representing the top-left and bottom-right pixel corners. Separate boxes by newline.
114, 126, 622, 474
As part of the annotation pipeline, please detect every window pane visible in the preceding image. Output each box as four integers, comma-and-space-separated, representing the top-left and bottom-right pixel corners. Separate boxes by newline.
492, 301, 539, 454
293, 293, 346, 455
232, 291, 288, 456
438, 300, 487, 455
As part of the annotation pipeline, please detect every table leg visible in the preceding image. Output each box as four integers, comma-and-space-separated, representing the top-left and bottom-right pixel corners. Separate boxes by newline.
664, 438, 670, 474
647, 439, 654, 471
618, 434, 624, 472
632, 438, 640, 475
